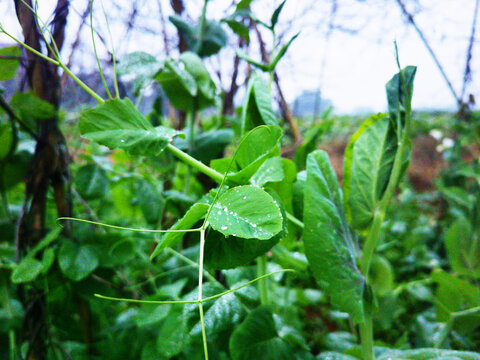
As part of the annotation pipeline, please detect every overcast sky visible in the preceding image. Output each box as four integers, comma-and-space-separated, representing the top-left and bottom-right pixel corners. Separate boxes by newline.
1, 0, 478, 113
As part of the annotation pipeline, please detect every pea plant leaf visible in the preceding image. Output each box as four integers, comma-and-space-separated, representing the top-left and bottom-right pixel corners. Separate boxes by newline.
0, 123, 14, 160
242, 74, 277, 131
386, 65, 417, 132
58, 241, 99, 282
445, 216, 480, 278
79, 98, 184, 156
376, 348, 480, 360
229, 306, 294, 360
75, 164, 109, 200
11, 258, 43, 284
303, 150, 364, 323
0, 46, 21, 81
250, 156, 284, 187
210, 125, 282, 185
208, 185, 283, 240
343, 114, 398, 230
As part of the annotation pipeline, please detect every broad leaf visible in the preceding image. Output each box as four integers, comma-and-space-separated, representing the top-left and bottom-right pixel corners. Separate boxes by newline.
386, 66, 417, 132
445, 216, 480, 278
58, 241, 99, 281
0, 46, 21, 81
75, 164, 109, 200
229, 306, 294, 360
208, 185, 283, 240
196, 20, 228, 57
11, 257, 43, 284
222, 19, 250, 43
376, 348, 480, 360
242, 74, 277, 131
183, 283, 245, 338
303, 150, 364, 323
150, 202, 209, 259
117, 51, 162, 95
79, 98, 183, 156
0, 123, 14, 160
343, 114, 398, 230
156, 306, 190, 358
136, 180, 164, 225
250, 157, 284, 187
10, 92, 56, 124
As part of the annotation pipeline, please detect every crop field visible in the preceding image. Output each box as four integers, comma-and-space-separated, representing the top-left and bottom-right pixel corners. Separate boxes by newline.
0, 1, 479, 359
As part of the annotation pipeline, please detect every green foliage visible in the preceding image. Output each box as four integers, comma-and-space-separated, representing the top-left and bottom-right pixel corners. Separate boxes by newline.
0, 46, 21, 81
79, 98, 184, 156
242, 74, 277, 131
303, 150, 365, 323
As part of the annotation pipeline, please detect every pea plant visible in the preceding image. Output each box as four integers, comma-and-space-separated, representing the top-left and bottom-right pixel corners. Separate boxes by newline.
2, 2, 480, 360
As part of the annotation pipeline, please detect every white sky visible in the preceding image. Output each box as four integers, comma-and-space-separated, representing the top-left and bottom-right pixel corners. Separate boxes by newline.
0, 0, 478, 113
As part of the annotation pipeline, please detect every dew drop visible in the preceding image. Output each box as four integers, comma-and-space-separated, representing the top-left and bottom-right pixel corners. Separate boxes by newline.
120, 139, 125, 143
252, 224, 257, 228
243, 196, 247, 200
221, 226, 227, 230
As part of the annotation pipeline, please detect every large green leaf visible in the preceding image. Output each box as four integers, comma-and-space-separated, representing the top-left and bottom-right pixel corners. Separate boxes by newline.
386, 66, 417, 132
0, 123, 14, 160
117, 51, 162, 95
156, 59, 197, 112
136, 180, 164, 225
210, 125, 282, 185
0, 46, 21, 81
197, 20, 228, 57
79, 98, 183, 156
250, 157, 284, 187
75, 164, 109, 200
183, 283, 246, 338
204, 229, 279, 269
208, 185, 283, 240
303, 150, 364, 323
343, 114, 397, 230
242, 74, 277, 131
58, 241, 99, 281
229, 306, 294, 360
150, 202, 209, 259
156, 306, 190, 358
445, 216, 480, 278
376, 348, 480, 360
11, 257, 43, 284
10, 92, 56, 126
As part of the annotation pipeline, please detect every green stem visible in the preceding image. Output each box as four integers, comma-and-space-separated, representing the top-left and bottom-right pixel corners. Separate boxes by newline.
286, 212, 304, 229
434, 306, 480, 348
8, 330, 16, 360
198, 225, 209, 360
195, 0, 209, 54
359, 209, 385, 278
257, 255, 269, 305
166, 144, 224, 184
359, 312, 374, 360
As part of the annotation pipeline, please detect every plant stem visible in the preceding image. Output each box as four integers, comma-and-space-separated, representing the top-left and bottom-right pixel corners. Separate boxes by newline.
166, 144, 224, 184
198, 224, 209, 360
195, 0, 209, 54
286, 212, 304, 229
8, 330, 16, 360
359, 209, 385, 278
257, 255, 269, 305
359, 312, 374, 360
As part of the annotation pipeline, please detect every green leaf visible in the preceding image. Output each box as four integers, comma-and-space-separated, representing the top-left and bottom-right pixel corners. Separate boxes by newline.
58, 241, 99, 281
197, 20, 228, 57
156, 306, 189, 357
79, 98, 183, 156
156, 59, 198, 112
230, 306, 294, 360
169, 15, 197, 49
189, 129, 234, 164
10, 92, 56, 124
0, 123, 14, 160
183, 283, 246, 338
75, 164, 109, 200
136, 180, 164, 224
150, 202, 209, 259
0, 299, 24, 332
11, 257, 43, 284
431, 269, 480, 323
2, 151, 31, 189
179, 52, 216, 104
242, 74, 277, 131
317, 352, 358, 360
269, 32, 299, 70
208, 185, 283, 240
117, 51, 162, 95
236, 49, 270, 72
41, 248, 55, 275
0, 46, 21, 81
236, 0, 254, 11
369, 255, 394, 296
293, 122, 327, 171
136, 301, 172, 328
222, 19, 250, 43
386, 66, 417, 132
204, 228, 279, 269
445, 216, 480, 278
376, 348, 480, 360
343, 114, 398, 230
303, 150, 364, 323
250, 157, 284, 187
270, 0, 287, 28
